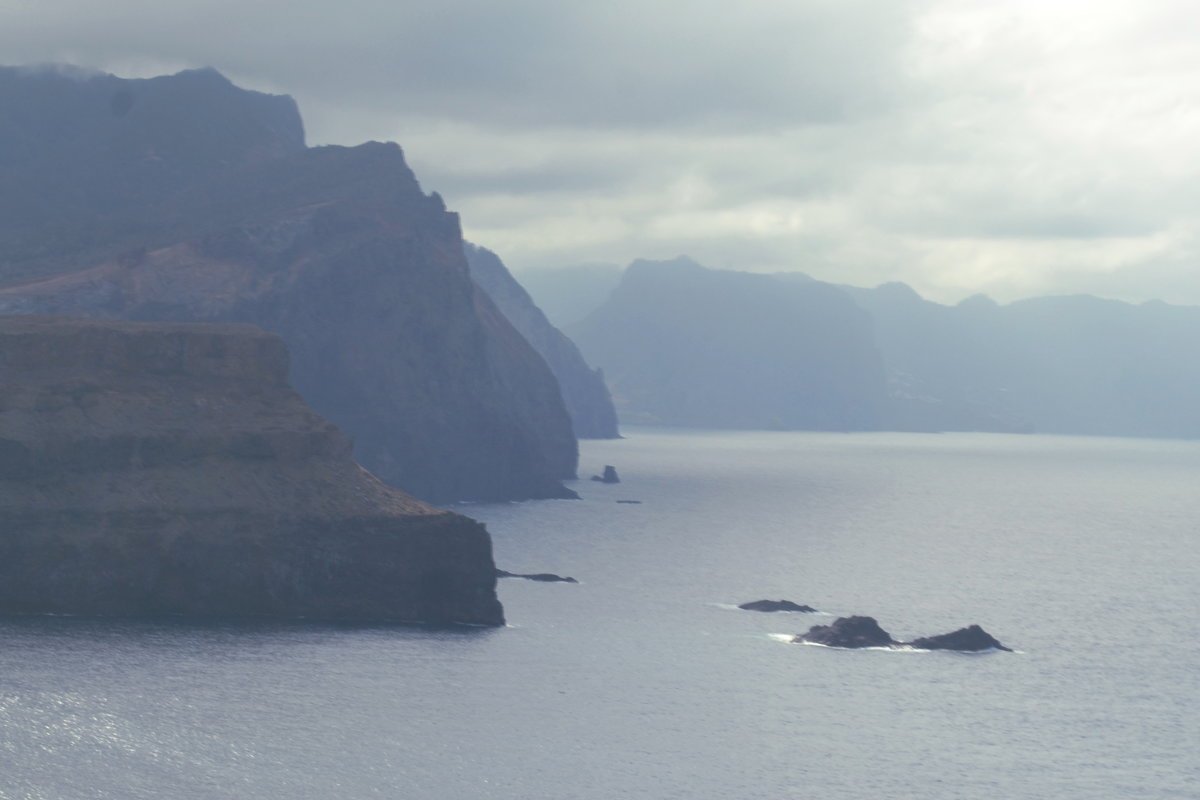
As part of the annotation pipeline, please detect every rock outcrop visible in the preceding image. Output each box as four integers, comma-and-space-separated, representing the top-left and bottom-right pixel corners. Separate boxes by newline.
465, 243, 620, 439
0, 317, 504, 624
738, 599, 817, 613
0, 65, 578, 503
794, 616, 897, 648
496, 570, 578, 583
590, 465, 620, 484
907, 625, 1012, 652
793, 616, 1011, 651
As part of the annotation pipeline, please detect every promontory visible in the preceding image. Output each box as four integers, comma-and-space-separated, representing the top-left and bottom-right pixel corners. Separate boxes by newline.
0, 316, 504, 624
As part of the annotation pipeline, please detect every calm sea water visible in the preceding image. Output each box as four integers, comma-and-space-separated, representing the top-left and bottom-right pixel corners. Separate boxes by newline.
1, 429, 1196, 799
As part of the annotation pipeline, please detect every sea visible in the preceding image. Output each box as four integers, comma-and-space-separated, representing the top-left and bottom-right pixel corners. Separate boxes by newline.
1, 429, 1196, 799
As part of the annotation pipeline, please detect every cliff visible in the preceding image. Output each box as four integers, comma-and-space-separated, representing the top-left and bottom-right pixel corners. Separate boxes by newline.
0, 66, 577, 502
569, 257, 887, 430
465, 243, 620, 439
0, 65, 305, 286
0, 316, 504, 624
846, 284, 1200, 438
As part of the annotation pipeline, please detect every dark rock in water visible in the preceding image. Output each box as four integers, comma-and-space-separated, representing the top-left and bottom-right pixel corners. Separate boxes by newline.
793, 616, 898, 648
906, 625, 1012, 652
0, 317, 505, 625
738, 599, 817, 613
615, 499, 642, 504
496, 570, 578, 583
591, 465, 620, 483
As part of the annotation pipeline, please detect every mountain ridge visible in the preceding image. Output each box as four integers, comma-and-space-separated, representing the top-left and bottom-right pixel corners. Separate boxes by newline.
0, 65, 578, 503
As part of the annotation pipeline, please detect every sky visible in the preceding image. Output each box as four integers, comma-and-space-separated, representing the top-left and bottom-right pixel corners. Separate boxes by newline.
1, 0, 1198, 304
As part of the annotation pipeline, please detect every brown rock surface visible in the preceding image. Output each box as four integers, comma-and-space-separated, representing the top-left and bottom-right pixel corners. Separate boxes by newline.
0, 316, 504, 624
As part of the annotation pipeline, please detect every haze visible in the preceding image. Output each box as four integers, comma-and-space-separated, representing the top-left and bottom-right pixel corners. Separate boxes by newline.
2, 0, 1197, 304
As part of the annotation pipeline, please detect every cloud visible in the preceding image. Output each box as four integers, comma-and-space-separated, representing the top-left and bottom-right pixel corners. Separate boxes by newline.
0, 0, 925, 130
2, 0, 1199, 305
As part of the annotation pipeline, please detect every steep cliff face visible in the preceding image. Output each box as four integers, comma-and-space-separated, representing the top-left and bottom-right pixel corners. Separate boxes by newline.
0, 67, 577, 503
0, 317, 504, 623
570, 258, 887, 430
465, 243, 620, 439
0, 65, 305, 285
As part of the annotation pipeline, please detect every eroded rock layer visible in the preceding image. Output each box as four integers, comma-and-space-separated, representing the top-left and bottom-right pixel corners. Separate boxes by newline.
0, 317, 504, 624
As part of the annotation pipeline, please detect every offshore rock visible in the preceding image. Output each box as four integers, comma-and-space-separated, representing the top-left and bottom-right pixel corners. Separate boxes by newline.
793, 616, 898, 648
0, 66, 577, 504
738, 599, 818, 613
591, 465, 620, 483
907, 625, 1012, 652
496, 570, 578, 583
0, 317, 504, 624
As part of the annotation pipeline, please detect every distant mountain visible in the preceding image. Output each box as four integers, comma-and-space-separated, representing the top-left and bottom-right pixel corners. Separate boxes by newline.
849, 284, 1200, 438
512, 264, 623, 328
465, 244, 620, 439
569, 257, 887, 430
840, 283, 1032, 433
567, 257, 1200, 439
0, 65, 578, 503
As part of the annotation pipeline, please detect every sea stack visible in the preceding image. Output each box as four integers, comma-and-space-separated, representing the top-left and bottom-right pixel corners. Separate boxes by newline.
0, 317, 504, 624
591, 465, 620, 483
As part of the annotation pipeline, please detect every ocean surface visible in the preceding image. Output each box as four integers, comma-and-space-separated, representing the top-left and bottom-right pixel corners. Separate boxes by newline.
1, 429, 1196, 799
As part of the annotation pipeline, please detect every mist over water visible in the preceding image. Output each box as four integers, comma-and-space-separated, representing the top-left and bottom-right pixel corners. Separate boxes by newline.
2, 429, 1196, 799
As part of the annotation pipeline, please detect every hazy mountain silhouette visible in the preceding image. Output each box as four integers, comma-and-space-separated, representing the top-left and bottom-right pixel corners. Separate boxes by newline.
465, 243, 620, 439
565, 257, 1200, 439
569, 257, 887, 430
0, 65, 578, 503
513, 263, 623, 328
849, 284, 1200, 438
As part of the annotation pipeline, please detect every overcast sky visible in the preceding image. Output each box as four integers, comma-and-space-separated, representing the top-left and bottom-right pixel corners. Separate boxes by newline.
2, 0, 1198, 304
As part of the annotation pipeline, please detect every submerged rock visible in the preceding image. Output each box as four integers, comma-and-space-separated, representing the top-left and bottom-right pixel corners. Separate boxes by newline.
496, 570, 578, 583
738, 599, 818, 613
591, 465, 620, 483
793, 616, 897, 648
906, 625, 1012, 652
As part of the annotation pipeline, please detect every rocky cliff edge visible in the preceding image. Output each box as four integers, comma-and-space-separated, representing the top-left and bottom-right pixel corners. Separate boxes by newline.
0, 316, 504, 624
